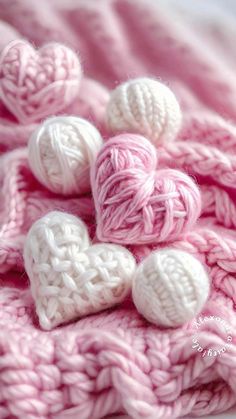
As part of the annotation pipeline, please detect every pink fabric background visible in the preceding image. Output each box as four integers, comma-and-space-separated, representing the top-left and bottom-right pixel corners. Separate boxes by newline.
1, 0, 236, 418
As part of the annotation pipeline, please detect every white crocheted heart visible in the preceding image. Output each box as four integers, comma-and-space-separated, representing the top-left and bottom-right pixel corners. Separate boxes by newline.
24, 211, 136, 330
0, 40, 81, 124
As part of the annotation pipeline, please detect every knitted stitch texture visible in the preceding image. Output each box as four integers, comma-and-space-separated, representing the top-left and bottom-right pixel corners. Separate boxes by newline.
106, 78, 182, 145
132, 248, 210, 327
0, 40, 82, 124
0, 0, 236, 418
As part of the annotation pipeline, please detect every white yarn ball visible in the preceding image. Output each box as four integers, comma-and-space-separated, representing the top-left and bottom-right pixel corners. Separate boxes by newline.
106, 77, 182, 145
24, 211, 136, 330
28, 116, 103, 195
132, 249, 210, 327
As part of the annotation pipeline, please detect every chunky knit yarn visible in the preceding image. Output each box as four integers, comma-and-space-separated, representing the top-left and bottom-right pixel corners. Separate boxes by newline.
1, 0, 236, 418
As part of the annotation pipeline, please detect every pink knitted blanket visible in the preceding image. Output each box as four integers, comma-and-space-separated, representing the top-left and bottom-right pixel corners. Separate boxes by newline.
1, 0, 236, 418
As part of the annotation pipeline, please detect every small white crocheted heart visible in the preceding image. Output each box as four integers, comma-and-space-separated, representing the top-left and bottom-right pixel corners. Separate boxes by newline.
24, 211, 136, 330
0, 40, 82, 124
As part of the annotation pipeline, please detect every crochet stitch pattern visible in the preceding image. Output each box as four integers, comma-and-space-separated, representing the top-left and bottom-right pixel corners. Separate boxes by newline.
0, 0, 236, 418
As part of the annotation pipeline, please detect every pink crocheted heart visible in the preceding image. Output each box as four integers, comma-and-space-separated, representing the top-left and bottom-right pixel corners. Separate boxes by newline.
0, 40, 82, 124
91, 134, 202, 245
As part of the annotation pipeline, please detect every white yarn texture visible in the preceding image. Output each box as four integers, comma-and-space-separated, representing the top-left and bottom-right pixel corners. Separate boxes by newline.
24, 211, 136, 330
132, 248, 209, 327
28, 116, 103, 195
106, 77, 182, 145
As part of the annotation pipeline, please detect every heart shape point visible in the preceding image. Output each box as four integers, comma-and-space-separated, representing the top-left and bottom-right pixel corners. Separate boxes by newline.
0, 40, 82, 124
91, 134, 201, 245
23, 211, 136, 330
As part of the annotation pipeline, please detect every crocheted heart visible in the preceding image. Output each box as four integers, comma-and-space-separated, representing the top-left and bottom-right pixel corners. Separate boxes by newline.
23, 211, 136, 330
91, 134, 201, 244
0, 40, 82, 124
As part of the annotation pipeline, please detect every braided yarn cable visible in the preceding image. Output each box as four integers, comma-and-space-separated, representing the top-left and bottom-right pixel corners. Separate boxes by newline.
159, 141, 236, 189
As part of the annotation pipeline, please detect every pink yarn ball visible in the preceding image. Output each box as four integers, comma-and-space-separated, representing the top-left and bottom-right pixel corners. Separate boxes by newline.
91, 134, 201, 245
